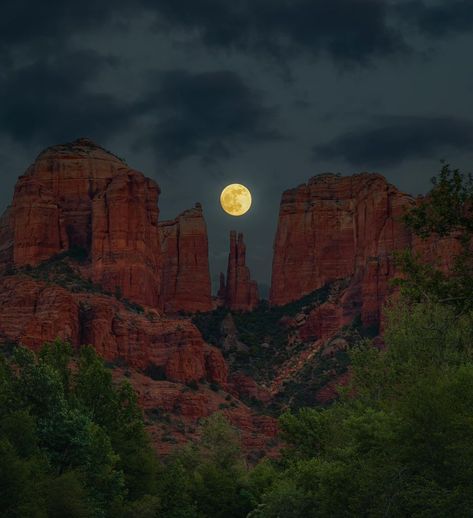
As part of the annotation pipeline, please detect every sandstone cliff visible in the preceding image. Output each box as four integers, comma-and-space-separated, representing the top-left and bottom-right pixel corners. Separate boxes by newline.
0, 274, 225, 384
6, 138, 162, 307
270, 173, 415, 324
270, 172, 456, 330
159, 203, 212, 313
220, 231, 259, 311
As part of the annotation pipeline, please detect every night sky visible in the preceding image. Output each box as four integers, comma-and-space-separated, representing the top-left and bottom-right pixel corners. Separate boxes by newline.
1, 1, 473, 295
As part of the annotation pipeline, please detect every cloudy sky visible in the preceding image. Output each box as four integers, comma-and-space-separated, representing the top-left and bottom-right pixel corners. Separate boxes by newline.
1, 1, 472, 295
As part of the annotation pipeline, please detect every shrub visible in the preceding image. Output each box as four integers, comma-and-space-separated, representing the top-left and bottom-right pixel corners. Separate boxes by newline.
210, 382, 220, 392
186, 380, 199, 391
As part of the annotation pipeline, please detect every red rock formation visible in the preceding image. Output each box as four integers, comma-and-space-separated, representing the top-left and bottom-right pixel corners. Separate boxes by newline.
298, 302, 344, 342
91, 171, 161, 308
217, 272, 226, 300
12, 176, 65, 267
118, 370, 278, 457
270, 173, 416, 325
228, 372, 272, 404
0, 272, 277, 458
159, 203, 212, 313
0, 139, 278, 459
0, 208, 13, 273
7, 138, 162, 307
0, 275, 80, 349
221, 231, 259, 311
0, 273, 226, 385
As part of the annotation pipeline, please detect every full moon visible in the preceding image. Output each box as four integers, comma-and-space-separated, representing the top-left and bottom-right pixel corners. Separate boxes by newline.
220, 184, 252, 216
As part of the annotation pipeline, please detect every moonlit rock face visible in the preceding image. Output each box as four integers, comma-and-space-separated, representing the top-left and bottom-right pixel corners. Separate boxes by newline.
220, 184, 252, 216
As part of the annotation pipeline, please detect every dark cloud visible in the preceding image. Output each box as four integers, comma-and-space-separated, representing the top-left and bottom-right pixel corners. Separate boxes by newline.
148, 0, 407, 65
398, 1, 473, 38
314, 116, 473, 167
137, 69, 280, 163
0, 2, 134, 56
0, 51, 135, 146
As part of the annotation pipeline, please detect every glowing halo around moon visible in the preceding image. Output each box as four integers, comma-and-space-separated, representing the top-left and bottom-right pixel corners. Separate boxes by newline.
220, 184, 252, 216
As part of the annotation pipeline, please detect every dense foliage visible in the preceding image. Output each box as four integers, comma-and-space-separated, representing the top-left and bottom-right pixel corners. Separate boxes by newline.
252, 303, 473, 517
0, 341, 159, 517
395, 163, 473, 314
193, 283, 332, 355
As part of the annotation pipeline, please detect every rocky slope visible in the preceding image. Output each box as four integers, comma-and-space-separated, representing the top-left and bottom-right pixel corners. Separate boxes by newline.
0, 259, 278, 455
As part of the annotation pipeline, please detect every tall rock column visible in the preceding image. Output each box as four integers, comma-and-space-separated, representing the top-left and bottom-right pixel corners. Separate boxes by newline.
11, 177, 66, 266
159, 203, 212, 313
91, 171, 161, 308
221, 231, 259, 311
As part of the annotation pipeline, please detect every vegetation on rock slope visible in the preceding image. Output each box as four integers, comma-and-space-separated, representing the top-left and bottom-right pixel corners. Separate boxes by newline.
193, 282, 378, 412
193, 284, 331, 378
5, 246, 146, 315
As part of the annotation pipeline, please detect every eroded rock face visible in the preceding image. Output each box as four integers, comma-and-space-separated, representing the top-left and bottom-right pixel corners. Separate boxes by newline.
12, 176, 65, 267
0, 271, 278, 458
298, 302, 344, 342
0, 274, 226, 385
119, 371, 278, 458
91, 171, 161, 308
7, 138, 162, 307
159, 204, 212, 313
0, 275, 80, 349
0, 208, 13, 273
270, 174, 416, 324
220, 231, 259, 311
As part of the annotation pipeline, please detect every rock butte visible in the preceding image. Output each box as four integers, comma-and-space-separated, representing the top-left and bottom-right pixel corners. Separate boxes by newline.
270, 173, 456, 327
159, 203, 213, 313
4, 138, 161, 307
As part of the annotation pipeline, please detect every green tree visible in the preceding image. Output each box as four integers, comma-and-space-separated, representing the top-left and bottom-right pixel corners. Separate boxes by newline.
0, 340, 160, 517
395, 163, 473, 314
159, 413, 253, 518
252, 301, 473, 517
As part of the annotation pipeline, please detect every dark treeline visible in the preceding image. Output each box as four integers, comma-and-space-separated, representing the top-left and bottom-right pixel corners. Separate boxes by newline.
1, 165, 473, 517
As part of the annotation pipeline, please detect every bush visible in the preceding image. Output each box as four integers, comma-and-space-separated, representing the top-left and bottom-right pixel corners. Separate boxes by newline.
144, 363, 166, 381
186, 379, 199, 391
210, 382, 220, 392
